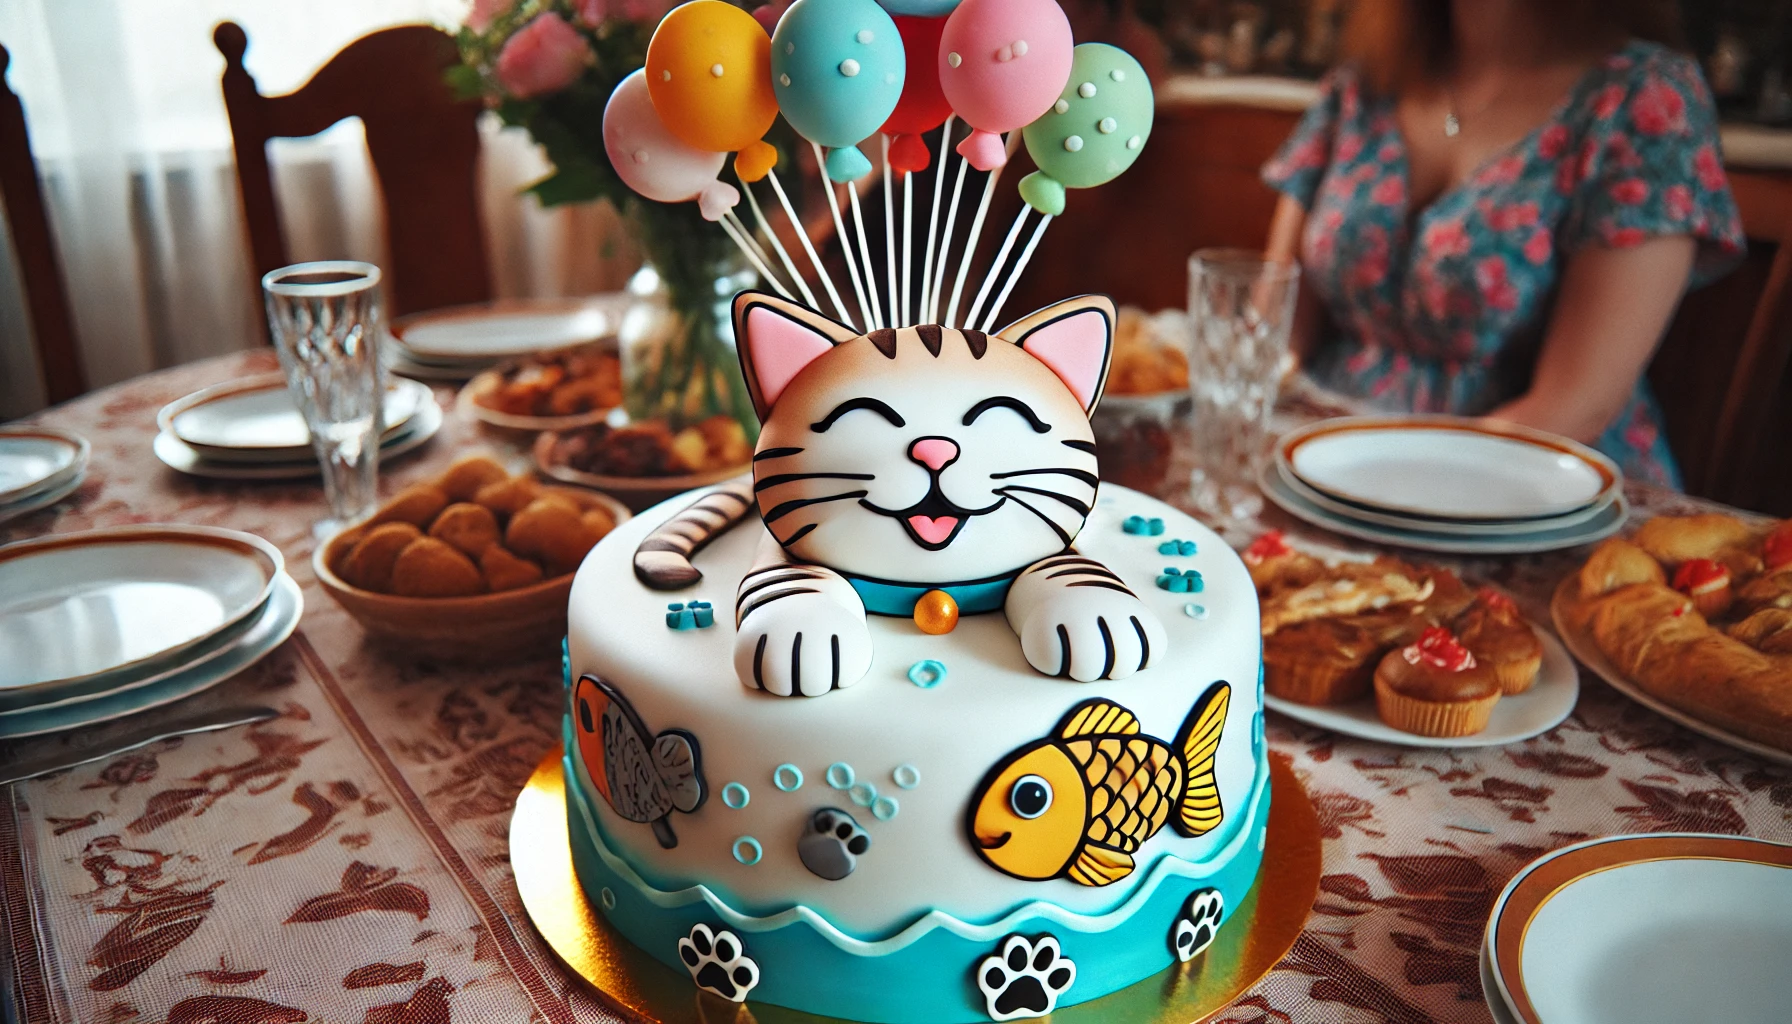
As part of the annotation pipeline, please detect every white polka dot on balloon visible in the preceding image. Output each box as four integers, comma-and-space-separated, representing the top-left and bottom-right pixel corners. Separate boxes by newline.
1126, 135, 1142, 150
857, 29, 874, 44
1099, 117, 1117, 134
710, 63, 724, 78
1053, 99, 1069, 114
1013, 39, 1028, 57
947, 51, 962, 68
839, 58, 860, 77
1064, 135, 1083, 152
1078, 82, 1096, 98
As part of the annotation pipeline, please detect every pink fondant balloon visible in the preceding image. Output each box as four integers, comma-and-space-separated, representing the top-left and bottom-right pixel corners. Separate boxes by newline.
603, 68, 740, 221
937, 0, 1073, 170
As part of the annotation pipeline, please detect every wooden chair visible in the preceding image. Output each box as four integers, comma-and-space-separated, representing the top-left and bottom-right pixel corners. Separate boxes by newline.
215, 21, 492, 325
0, 42, 88, 404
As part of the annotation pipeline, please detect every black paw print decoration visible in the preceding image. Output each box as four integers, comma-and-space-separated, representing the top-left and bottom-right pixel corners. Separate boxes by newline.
798, 807, 871, 881
1172, 887, 1224, 963
975, 933, 1076, 1021
678, 923, 759, 1002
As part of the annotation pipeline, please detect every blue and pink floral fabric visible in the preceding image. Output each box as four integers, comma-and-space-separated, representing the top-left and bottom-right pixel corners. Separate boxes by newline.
1263, 41, 1745, 487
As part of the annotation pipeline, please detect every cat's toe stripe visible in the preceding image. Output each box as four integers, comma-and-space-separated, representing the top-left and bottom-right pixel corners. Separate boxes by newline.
1131, 615, 1149, 671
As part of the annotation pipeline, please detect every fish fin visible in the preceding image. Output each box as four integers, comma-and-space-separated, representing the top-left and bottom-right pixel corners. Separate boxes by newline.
651, 816, 678, 849
1067, 844, 1134, 886
653, 729, 706, 813
1056, 699, 1142, 740
1171, 681, 1230, 838
573, 676, 614, 804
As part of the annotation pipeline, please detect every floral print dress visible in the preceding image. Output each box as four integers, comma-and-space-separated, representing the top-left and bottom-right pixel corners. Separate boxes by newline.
1262, 40, 1745, 487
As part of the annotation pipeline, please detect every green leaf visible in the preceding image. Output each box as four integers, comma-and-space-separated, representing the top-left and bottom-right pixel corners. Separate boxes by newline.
525, 165, 607, 206
444, 63, 485, 102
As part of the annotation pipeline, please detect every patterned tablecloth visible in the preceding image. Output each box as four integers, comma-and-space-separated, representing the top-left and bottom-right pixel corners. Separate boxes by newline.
3, 351, 1789, 1024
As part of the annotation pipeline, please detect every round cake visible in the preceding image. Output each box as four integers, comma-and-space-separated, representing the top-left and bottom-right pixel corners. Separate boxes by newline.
559, 294, 1268, 1022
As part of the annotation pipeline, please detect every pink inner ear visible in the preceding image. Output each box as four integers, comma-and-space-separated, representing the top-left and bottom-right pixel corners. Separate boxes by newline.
746, 306, 837, 408
1019, 310, 1110, 409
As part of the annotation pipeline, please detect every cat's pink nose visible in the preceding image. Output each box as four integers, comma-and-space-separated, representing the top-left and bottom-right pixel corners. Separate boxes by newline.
909, 437, 959, 472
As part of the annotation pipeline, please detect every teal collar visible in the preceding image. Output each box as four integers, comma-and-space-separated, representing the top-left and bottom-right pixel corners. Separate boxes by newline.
844, 574, 1015, 617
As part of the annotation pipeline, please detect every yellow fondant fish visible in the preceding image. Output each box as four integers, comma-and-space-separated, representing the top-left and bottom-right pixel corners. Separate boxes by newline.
967, 683, 1230, 886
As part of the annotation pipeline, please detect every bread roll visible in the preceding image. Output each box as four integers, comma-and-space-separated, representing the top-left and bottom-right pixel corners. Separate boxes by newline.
1633, 514, 1756, 567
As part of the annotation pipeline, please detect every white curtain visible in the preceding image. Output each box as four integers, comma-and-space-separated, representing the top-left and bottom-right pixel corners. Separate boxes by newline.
0, 0, 641, 419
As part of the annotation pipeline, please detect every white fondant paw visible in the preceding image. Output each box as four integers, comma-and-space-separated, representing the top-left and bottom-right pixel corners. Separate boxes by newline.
1013, 589, 1168, 682
1172, 887, 1225, 963
735, 587, 872, 697
976, 934, 1076, 1021
678, 923, 760, 1003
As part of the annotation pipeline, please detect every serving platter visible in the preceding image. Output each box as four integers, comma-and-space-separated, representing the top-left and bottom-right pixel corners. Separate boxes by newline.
1277, 416, 1620, 522
0, 525, 283, 700
1486, 833, 1792, 1024
1549, 577, 1792, 768
1264, 619, 1579, 748
159, 374, 427, 462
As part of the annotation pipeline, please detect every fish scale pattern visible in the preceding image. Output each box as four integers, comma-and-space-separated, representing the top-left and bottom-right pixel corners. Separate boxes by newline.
1067, 737, 1181, 853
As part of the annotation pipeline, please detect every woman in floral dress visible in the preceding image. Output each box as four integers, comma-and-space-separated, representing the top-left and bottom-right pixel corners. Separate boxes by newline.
1263, 0, 1744, 487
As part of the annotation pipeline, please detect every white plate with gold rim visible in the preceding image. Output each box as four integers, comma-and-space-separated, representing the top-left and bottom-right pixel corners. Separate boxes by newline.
392, 296, 621, 362
1487, 833, 1792, 1024
1264, 622, 1579, 748
0, 426, 88, 506
159, 374, 427, 463
153, 395, 441, 480
1278, 416, 1622, 522
1275, 461, 1615, 537
0, 525, 283, 697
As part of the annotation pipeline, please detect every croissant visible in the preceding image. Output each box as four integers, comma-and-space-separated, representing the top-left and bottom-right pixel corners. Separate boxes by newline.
1632, 514, 1757, 567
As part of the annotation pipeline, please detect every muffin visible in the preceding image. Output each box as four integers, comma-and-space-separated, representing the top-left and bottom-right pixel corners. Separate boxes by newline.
1263, 618, 1382, 705
1373, 627, 1502, 737
1454, 588, 1544, 695
1672, 558, 1734, 620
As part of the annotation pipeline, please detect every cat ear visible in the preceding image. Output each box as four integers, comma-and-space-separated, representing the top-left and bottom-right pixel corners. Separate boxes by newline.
732, 292, 861, 420
995, 295, 1116, 412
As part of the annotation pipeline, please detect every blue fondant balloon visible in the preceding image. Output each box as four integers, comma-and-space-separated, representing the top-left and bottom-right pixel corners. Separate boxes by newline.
874, 0, 962, 14
772, 0, 906, 181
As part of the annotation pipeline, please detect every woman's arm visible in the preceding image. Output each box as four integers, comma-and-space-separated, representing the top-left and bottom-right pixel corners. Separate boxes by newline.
1487, 235, 1696, 443
1265, 195, 1326, 359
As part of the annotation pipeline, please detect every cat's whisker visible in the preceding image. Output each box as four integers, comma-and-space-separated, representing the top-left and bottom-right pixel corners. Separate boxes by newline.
761, 490, 872, 526
1001, 490, 1075, 547
995, 485, 1091, 518
989, 467, 1100, 488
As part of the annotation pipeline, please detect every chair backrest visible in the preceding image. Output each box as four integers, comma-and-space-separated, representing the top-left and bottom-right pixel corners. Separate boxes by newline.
0, 42, 87, 404
214, 21, 492, 324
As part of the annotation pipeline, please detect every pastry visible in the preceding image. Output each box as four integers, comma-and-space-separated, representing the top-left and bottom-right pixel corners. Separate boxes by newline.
1633, 513, 1756, 567
437, 455, 510, 501
390, 537, 486, 598
1372, 627, 1502, 737
1671, 558, 1733, 619
480, 544, 545, 593
506, 497, 603, 574
338, 522, 422, 592
1263, 617, 1381, 704
370, 484, 449, 528
1576, 538, 1666, 600
1734, 568, 1792, 617
473, 476, 543, 517
1258, 563, 1434, 635
1454, 587, 1544, 694
1764, 521, 1792, 572
428, 502, 501, 559
1240, 530, 1323, 593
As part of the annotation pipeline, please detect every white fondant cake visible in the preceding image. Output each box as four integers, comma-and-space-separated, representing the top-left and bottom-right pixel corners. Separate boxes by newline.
559, 296, 1268, 1022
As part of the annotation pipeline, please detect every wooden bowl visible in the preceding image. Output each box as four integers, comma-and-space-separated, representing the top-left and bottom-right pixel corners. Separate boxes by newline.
533, 429, 749, 513
314, 486, 631, 662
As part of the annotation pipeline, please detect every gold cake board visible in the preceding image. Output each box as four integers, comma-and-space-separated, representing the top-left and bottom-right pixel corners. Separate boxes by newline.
511, 747, 1322, 1024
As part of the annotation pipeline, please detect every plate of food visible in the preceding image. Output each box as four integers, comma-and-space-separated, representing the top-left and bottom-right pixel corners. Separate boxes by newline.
1551, 514, 1792, 766
1249, 531, 1579, 747
456, 344, 624, 432
534, 414, 752, 511
1093, 306, 1191, 424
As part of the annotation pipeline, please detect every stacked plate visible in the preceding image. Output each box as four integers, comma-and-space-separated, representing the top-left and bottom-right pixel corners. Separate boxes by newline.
1262, 416, 1627, 554
154, 374, 440, 480
0, 426, 88, 524
1483, 833, 1792, 1023
388, 297, 622, 381
0, 525, 303, 738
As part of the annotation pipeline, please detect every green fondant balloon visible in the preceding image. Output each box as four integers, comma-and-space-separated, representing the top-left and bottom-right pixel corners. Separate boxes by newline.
1019, 43, 1154, 216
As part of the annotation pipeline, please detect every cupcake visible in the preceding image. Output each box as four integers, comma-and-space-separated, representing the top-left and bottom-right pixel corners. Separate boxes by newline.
1242, 530, 1322, 594
1373, 627, 1502, 737
1454, 587, 1545, 695
1263, 618, 1381, 705
1672, 558, 1734, 619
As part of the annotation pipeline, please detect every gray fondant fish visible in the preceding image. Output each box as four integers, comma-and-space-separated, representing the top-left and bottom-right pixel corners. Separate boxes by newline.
572, 673, 706, 848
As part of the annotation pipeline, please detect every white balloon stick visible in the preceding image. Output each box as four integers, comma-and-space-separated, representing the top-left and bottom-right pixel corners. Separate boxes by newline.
766, 167, 853, 327
963, 204, 1029, 335
740, 175, 818, 311
927, 146, 970, 326
846, 165, 885, 331
723, 210, 783, 291
882, 136, 899, 329
980, 213, 1053, 333
944, 150, 1006, 328
814, 144, 876, 332
718, 214, 794, 302
918, 115, 954, 324
901, 165, 914, 330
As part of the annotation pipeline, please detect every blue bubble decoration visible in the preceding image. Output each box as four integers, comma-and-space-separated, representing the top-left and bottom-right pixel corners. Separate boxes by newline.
874, 0, 962, 15
772, 0, 906, 181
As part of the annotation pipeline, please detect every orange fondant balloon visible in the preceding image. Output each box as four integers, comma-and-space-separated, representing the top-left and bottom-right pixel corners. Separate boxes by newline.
645, 1, 781, 181
915, 589, 960, 634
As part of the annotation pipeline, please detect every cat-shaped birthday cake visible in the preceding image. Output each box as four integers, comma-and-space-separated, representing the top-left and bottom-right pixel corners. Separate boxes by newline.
562, 291, 1268, 1021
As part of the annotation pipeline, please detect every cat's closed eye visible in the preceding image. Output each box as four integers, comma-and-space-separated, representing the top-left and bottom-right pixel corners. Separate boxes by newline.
962, 396, 1051, 433
811, 397, 905, 433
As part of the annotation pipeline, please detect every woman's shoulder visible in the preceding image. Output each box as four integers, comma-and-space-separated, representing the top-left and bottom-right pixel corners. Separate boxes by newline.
1578, 39, 1719, 122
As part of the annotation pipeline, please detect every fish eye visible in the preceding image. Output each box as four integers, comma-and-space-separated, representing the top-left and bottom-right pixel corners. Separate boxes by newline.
1009, 775, 1053, 819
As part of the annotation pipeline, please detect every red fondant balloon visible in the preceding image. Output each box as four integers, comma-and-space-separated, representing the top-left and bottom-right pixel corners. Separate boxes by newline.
880, 15, 952, 173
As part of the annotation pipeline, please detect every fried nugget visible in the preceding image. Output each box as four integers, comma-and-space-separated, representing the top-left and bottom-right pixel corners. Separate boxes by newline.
473, 476, 542, 517
506, 497, 602, 574
338, 522, 422, 592
370, 484, 449, 528
437, 455, 510, 502
581, 507, 616, 539
428, 502, 501, 558
480, 545, 546, 592
389, 537, 486, 598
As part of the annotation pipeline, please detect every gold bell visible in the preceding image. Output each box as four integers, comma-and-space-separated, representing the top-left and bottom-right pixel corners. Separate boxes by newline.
914, 589, 959, 635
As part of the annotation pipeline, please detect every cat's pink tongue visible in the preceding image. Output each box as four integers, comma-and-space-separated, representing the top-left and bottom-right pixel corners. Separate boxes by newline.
907, 515, 960, 545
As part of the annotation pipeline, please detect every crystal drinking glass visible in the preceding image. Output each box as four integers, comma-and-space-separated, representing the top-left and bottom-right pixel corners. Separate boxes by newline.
262, 261, 386, 536
1186, 249, 1300, 524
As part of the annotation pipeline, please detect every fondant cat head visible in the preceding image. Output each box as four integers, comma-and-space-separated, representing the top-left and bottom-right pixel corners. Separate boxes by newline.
732, 292, 1115, 585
